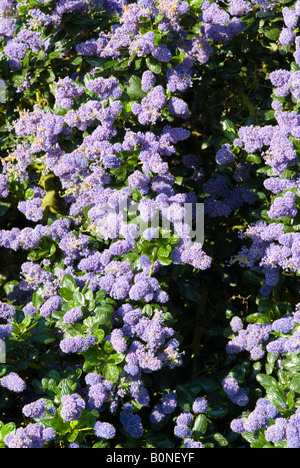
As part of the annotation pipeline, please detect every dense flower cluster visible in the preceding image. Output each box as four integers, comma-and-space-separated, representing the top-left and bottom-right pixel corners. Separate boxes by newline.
227, 303, 300, 359
230, 398, 279, 433
231, 400, 300, 448
4, 423, 56, 448
222, 375, 249, 406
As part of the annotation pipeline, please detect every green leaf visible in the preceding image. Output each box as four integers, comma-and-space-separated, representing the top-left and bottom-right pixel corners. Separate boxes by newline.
220, 118, 236, 139
214, 433, 229, 447
157, 255, 173, 266
266, 387, 286, 409
265, 110, 275, 121
19, 315, 32, 331
0, 201, 11, 217
93, 441, 110, 448
190, 0, 203, 8
58, 287, 74, 301
103, 340, 114, 353
50, 418, 70, 434
246, 313, 269, 324
95, 290, 107, 302
73, 291, 85, 306
126, 75, 146, 99
47, 379, 60, 395
114, 58, 130, 71
94, 305, 114, 327
82, 348, 103, 368
40, 68, 56, 83
251, 431, 268, 448
49, 370, 61, 380
58, 378, 77, 396
246, 153, 262, 164
154, 13, 165, 24
67, 429, 79, 443
290, 374, 300, 393
158, 245, 172, 257
145, 56, 162, 74
263, 28, 281, 41
241, 431, 260, 446
32, 286, 45, 309
62, 274, 77, 291
291, 61, 300, 72
85, 56, 110, 68
71, 56, 82, 66
3, 280, 18, 297
281, 354, 300, 372
1, 422, 16, 441
206, 407, 228, 419
265, 352, 278, 375
25, 188, 35, 200
102, 364, 120, 383
107, 353, 125, 365
256, 373, 279, 389
142, 304, 153, 317
94, 329, 105, 343
192, 414, 207, 435
48, 51, 62, 60
12, 75, 25, 87
145, 434, 174, 448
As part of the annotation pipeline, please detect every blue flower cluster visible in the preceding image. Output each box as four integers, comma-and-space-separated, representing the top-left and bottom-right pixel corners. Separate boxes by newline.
231, 402, 300, 448
225, 302, 300, 447
227, 304, 300, 359
0, 1, 217, 448
4, 423, 56, 448
231, 398, 278, 433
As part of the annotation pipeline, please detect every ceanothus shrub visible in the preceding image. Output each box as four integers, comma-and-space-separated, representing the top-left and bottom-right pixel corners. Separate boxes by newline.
0, 0, 300, 449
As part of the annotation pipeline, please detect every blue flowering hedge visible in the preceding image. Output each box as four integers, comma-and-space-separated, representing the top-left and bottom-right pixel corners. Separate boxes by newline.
1, 0, 300, 449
